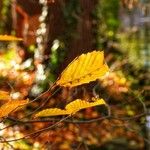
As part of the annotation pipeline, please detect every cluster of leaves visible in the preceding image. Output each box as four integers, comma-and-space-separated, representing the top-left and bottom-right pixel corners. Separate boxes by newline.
0, 38, 108, 119
0, 36, 113, 148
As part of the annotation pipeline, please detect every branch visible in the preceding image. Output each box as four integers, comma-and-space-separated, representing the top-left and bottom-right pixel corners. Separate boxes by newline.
0, 86, 60, 131
0, 115, 70, 143
6, 112, 149, 125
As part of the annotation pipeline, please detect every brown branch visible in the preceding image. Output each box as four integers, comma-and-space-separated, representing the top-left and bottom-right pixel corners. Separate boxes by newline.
6, 112, 149, 125
0, 136, 15, 149
1, 95, 148, 132
0, 89, 148, 145
0, 85, 60, 131
0, 115, 70, 143
1, 110, 149, 143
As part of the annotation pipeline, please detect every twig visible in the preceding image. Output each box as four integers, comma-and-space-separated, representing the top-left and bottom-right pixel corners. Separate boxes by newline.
23, 87, 61, 118
0, 136, 16, 149
0, 86, 60, 131
5, 112, 149, 125
0, 115, 70, 143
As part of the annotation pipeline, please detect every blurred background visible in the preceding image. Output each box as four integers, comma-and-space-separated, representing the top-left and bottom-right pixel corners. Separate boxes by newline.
0, 0, 150, 149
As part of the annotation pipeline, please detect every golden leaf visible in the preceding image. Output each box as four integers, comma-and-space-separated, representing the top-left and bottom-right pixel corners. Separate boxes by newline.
35, 108, 69, 117
56, 51, 109, 87
0, 99, 29, 118
0, 35, 22, 41
0, 90, 10, 101
35, 98, 106, 117
66, 99, 106, 114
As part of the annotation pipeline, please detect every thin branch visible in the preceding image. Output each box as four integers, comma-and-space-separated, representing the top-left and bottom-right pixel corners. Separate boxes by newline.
111, 112, 148, 121
4, 104, 110, 126
0, 86, 61, 131
124, 123, 150, 145
75, 124, 89, 150
27, 83, 55, 105
0, 115, 70, 143
0, 136, 15, 149
22, 87, 61, 118
5, 112, 149, 125
4, 102, 149, 127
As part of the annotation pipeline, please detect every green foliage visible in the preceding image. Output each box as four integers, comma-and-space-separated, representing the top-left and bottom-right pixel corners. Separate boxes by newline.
100, 0, 120, 32
0, 0, 11, 34
92, 0, 120, 49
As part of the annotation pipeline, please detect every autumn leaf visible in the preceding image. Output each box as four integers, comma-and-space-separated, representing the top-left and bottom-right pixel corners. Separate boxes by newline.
35, 98, 106, 117
66, 98, 106, 114
0, 99, 29, 118
34, 108, 69, 117
0, 35, 22, 41
0, 90, 10, 101
56, 51, 109, 87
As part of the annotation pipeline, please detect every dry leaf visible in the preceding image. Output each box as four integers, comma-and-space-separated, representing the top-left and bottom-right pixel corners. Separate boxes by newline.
0, 90, 10, 101
0, 35, 22, 41
56, 51, 109, 87
35, 98, 106, 117
0, 99, 29, 118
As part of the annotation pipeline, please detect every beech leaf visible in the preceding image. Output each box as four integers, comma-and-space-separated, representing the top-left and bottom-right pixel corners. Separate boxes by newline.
0, 99, 29, 118
56, 51, 109, 87
66, 98, 106, 114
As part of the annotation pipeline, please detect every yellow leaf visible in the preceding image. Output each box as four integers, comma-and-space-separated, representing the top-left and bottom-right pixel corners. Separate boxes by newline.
0, 99, 29, 118
56, 51, 109, 87
35, 108, 69, 117
66, 99, 106, 114
0, 90, 10, 101
0, 35, 22, 41
35, 98, 106, 117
